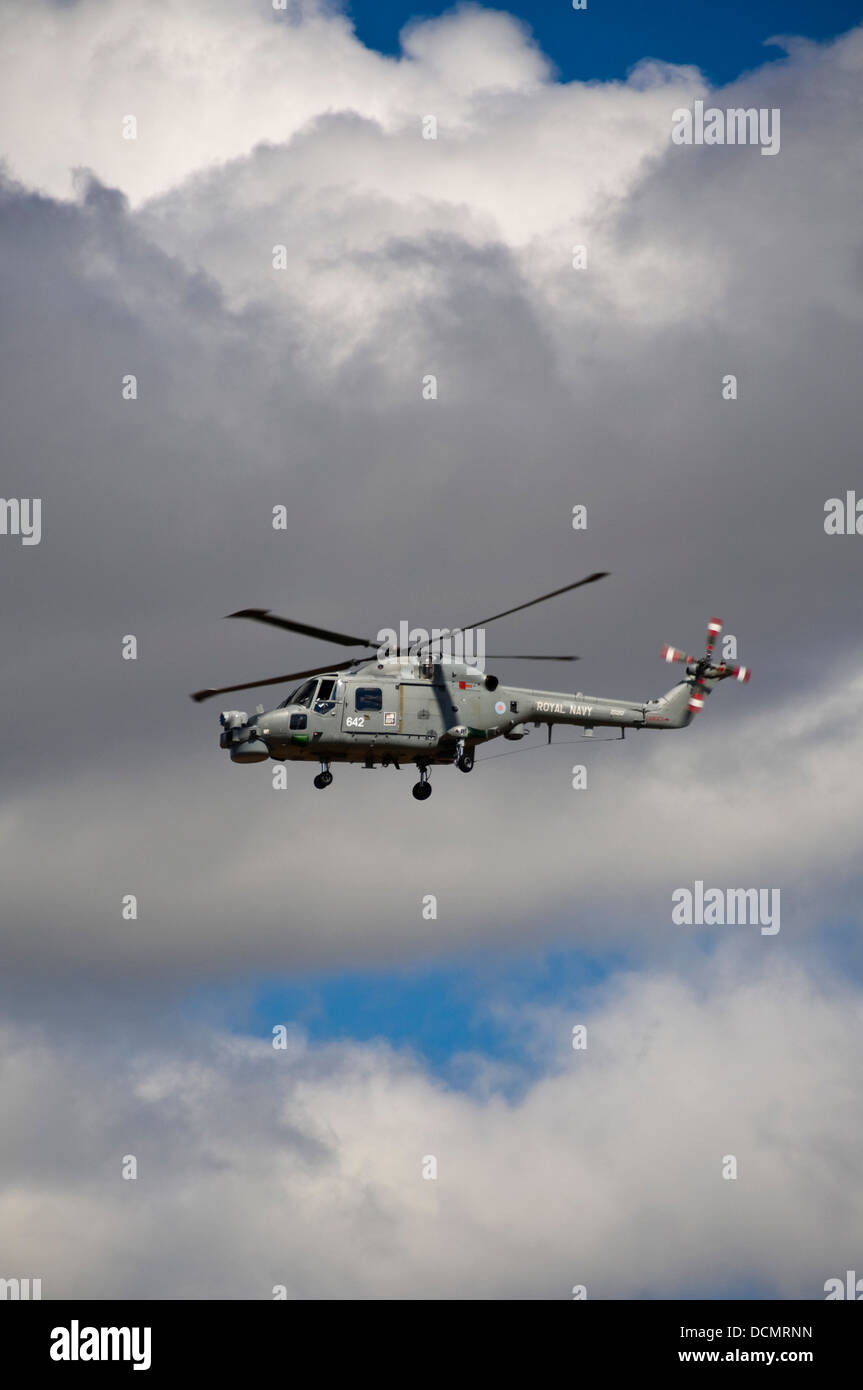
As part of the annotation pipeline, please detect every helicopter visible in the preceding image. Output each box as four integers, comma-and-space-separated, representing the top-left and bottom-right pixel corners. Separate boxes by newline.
190, 572, 750, 800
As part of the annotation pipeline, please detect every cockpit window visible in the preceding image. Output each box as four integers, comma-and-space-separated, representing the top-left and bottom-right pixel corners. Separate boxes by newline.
279, 679, 318, 709
313, 677, 338, 714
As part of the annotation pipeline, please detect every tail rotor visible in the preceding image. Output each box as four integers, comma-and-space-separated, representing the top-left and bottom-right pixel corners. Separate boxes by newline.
660, 619, 751, 719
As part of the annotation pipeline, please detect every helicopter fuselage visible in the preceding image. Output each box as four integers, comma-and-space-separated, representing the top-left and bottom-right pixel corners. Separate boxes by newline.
218, 656, 673, 769
194, 582, 748, 797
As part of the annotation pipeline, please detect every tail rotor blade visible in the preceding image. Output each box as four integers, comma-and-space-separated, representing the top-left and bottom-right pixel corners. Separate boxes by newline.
688, 677, 708, 715
705, 618, 722, 662
661, 644, 694, 665
721, 663, 751, 684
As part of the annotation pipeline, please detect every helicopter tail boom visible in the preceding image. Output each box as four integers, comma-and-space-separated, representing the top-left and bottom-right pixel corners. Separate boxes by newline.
643, 678, 706, 729
519, 665, 737, 735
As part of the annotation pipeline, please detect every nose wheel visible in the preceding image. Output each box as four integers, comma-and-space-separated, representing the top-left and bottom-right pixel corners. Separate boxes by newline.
313, 762, 333, 790
412, 764, 432, 800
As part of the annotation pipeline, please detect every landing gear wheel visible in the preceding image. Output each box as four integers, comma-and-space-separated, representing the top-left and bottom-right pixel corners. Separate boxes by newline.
313, 771, 333, 789
412, 781, 432, 801
457, 753, 474, 773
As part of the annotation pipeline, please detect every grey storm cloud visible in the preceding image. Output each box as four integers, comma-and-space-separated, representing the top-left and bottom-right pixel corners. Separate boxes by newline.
1, 0, 862, 1299
1, 9, 861, 981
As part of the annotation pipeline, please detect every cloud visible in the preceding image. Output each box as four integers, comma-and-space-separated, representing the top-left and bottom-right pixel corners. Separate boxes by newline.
2, 656, 862, 982
1, 0, 862, 1300
0, 0, 550, 205
1, 7, 862, 987
1, 956, 860, 1297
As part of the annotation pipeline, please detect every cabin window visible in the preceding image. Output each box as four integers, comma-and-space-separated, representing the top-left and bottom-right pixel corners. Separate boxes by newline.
355, 687, 383, 711
290, 713, 307, 730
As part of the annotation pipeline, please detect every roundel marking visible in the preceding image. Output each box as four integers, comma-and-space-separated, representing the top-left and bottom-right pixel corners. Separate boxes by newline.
494, 700, 506, 715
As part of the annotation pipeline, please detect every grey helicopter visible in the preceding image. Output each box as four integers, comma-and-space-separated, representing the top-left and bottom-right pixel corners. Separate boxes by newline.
190, 572, 750, 800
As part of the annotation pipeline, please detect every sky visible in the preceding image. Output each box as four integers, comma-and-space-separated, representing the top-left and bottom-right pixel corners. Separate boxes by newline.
1, 0, 862, 1300
348, 0, 863, 84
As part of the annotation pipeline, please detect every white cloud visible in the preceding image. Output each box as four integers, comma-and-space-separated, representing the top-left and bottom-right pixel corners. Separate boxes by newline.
0, 957, 860, 1297
2, 0, 863, 1302
0, 0, 552, 205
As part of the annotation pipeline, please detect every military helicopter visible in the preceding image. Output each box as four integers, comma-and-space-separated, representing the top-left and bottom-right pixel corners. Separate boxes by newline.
190, 573, 750, 800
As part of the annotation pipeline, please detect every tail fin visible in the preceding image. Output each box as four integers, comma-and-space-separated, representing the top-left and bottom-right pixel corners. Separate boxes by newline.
650, 676, 720, 729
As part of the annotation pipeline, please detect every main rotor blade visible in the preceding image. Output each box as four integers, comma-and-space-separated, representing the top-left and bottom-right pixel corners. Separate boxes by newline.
227, 609, 375, 649
190, 659, 358, 704
484, 654, 580, 662
450, 571, 610, 637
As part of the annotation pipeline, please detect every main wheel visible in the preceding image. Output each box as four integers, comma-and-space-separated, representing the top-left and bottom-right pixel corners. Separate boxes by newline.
313, 771, 333, 789
412, 782, 432, 800
457, 753, 474, 773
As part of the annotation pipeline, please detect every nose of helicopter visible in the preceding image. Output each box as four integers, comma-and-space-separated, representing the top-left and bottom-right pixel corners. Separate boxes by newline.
218, 709, 269, 761
230, 738, 269, 763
